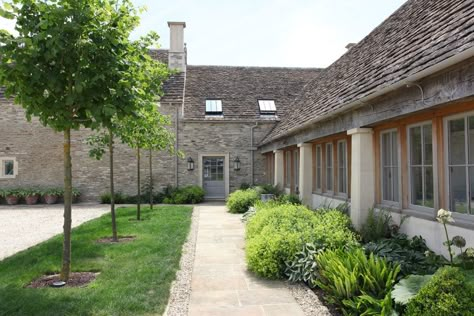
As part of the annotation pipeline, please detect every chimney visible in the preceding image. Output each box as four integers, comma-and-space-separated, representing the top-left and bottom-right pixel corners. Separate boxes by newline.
168, 21, 186, 72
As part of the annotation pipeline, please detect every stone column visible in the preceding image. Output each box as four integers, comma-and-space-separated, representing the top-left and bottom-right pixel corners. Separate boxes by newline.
274, 150, 284, 189
347, 128, 375, 229
298, 143, 313, 207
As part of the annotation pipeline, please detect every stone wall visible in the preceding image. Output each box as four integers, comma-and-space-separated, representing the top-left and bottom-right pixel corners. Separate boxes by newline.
176, 120, 275, 193
0, 98, 273, 201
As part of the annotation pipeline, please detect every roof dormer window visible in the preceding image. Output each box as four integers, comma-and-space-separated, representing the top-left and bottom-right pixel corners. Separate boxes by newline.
205, 99, 223, 115
258, 100, 276, 115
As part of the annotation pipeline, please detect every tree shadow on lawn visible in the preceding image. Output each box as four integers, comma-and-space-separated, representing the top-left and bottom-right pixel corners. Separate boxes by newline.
0, 206, 193, 316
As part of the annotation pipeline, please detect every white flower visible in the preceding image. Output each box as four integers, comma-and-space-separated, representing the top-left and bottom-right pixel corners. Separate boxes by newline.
466, 247, 474, 258
437, 209, 454, 224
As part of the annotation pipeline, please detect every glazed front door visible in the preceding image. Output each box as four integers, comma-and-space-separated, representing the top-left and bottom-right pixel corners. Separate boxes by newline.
203, 156, 225, 199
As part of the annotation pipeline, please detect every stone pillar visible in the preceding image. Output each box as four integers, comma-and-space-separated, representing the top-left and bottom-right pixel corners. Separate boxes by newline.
274, 150, 284, 189
347, 128, 375, 229
298, 143, 313, 207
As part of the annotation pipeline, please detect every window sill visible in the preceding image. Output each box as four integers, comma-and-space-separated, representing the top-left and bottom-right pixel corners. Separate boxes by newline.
313, 192, 350, 203
382, 207, 474, 230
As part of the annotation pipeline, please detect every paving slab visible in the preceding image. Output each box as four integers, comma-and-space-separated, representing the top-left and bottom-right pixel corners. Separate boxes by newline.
189, 204, 304, 316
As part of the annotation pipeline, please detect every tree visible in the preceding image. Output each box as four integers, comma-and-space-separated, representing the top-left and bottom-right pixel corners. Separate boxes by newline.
116, 104, 177, 219
0, 0, 169, 282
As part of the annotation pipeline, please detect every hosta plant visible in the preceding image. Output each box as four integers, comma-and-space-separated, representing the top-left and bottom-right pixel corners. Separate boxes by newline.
391, 274, 433, 306
285, 242, 322, 286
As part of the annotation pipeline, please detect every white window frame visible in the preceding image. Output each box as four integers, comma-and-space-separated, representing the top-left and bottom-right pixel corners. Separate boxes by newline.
205, 99, 223, 115
380, 129, 401, 207
444, 111, 474, 218
407, 121, 435, 212
325, 142, 334, 193
258, 100, 277, 115
315, 144, 322, 192
0, 157, 18, 179
337, 140, 348, 196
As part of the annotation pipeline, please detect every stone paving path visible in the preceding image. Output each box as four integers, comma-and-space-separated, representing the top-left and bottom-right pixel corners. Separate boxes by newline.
0, 203, 109, 260
188, 204, 305, 316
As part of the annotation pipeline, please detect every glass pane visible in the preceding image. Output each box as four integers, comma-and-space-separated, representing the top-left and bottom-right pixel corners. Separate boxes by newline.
286, 152, 291, 185
326, 144, 333, 167
470, 167, 474, 214
409, 126, 422, 165
469, 117, 474, 165
382, 133, 391, 167
391, 132, 398, 166
424, 166, 434, 208
294, 151, 299, 188
326, 167, 333, 191
449, 118, 465, 165
382, 167, 392, 201
423, 124, 433, 165
316, 147, 321, 168
4, 160, 14, 176
411, 167, 423, 206
393, 166, 399, 201
450, 166, 467, 213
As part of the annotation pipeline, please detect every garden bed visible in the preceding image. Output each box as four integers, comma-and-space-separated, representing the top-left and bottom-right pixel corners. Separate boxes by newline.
0, 205, 192, 315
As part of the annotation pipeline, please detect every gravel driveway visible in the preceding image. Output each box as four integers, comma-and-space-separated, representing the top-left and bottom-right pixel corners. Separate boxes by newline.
0, 203, 109, 260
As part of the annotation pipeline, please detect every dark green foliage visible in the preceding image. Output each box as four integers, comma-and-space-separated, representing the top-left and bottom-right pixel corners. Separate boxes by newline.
364, 234, 446, 277
406, 266, 474, 315
240, 183, 251, 190
0, 206, 192, 316
315, 248, 400, 315
100, 185, 204, 205
360, 208, 394, 243
276, 193, 302, 205
226, 189, 259, 214
246, 204, 357, 279
162, 186, 205, 204
255, 184, 283, 196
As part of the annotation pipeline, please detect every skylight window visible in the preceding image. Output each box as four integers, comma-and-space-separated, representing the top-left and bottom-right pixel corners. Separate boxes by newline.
258, 100, 276, 115
205, 99, 223, 115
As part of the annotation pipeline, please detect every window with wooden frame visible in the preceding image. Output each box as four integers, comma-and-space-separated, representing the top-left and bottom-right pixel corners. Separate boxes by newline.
315, 144, 322, 191
337, 140, 348, 195
380, 130, 400, 205
325, 142, 334, 192
294, 150, 299, 193
446, 113, 474, 215
285, 151, 291, 188
265, 152, 275, 184
408, 123, 434, 210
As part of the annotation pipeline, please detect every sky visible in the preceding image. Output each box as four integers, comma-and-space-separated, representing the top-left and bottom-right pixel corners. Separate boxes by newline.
0, 0, 407, 68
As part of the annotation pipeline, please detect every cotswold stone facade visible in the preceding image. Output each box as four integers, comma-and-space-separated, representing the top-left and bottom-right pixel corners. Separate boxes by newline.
0, 22, 319, 200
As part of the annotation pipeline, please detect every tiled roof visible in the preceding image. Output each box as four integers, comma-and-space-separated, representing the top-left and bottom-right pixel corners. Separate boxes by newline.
149, 49, 169, 65
182, 65, 322, 120
262, 0, 474, 144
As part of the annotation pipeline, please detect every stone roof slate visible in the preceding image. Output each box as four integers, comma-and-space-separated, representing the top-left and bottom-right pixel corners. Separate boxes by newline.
182, 65, 322, 120
262, 0, 474, 144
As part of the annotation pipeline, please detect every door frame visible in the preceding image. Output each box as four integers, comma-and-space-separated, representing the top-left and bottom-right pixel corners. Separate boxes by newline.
199, 152, 230, 198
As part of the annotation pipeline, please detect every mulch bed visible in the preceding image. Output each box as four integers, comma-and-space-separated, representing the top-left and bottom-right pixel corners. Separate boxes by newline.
27, 272, 98, 288
96, 236, 136, 244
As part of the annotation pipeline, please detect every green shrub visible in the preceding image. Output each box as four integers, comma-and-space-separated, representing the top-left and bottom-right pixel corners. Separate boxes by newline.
316, 247, 400, 315
226, 189, 259, 213
406, 266, 474, 315
246, 205, 357, 279
100, 191, 129, 204
255, 184, 282, 196
240, 183, 251, 190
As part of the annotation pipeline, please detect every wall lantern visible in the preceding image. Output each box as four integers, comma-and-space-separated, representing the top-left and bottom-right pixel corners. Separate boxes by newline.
233, 157, 241, 171
187, 157, 194, 171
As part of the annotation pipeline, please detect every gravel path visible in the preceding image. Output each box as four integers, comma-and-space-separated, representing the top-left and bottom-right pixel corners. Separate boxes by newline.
0, 203, 109, 260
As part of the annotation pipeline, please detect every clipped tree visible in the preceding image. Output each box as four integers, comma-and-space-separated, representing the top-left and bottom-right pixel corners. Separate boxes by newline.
0, 0, 169, 281
117, 104, 177, 219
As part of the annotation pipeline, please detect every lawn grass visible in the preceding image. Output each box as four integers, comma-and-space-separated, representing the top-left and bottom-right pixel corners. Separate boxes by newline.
0, 205, 192, 316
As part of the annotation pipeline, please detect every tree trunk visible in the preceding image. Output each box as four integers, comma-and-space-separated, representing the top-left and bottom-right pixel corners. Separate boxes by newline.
60, 128, 72, 282
137, 146, 141, 220
149, 148, 153, 210
109, 129, 118, 242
